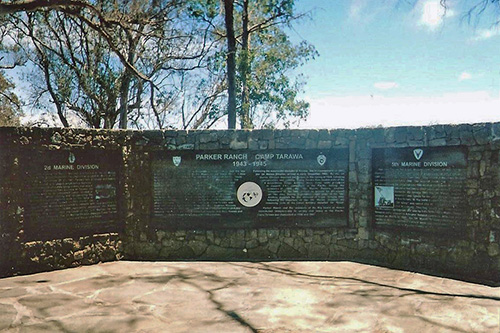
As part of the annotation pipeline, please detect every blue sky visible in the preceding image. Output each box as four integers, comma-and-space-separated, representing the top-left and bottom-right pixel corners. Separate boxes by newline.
290, 0, 500, 128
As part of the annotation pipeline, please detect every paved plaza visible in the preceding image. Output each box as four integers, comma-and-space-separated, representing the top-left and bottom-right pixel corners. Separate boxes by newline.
0, 261, 499, 332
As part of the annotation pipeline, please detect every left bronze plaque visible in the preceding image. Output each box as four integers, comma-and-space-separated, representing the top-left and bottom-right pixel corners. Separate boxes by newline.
21, 149, 122, 240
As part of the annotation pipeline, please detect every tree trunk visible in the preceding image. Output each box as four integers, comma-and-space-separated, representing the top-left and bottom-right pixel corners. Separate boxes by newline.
118, 72, 131, 129
239, 0, 252, 129
41, 58, 69, 127
224, 0, 237, 129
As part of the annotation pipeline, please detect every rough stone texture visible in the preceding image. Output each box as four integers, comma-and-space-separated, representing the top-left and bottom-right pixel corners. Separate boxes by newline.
1, 123, 500, 284
0, 128, 127, 278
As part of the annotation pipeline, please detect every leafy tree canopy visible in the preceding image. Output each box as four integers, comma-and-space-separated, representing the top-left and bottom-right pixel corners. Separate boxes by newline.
0, 71, 22, 126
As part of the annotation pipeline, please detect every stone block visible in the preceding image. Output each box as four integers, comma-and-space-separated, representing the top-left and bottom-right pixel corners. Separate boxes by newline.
246, 239, 259, 249
308, 130, 319, 140
473, 126, 490, 145
488, 243, 499, 257
258, 229, 268, 243
173, 246, 196, 259
407, 127, 424, 140
394, 128, 407, 143
492, 123, 500, 141
267, 229, 279, 239
428, 138, 447, 147
137, 242, 158, 259
446, 138, 461, 146
229, 234, 246, 249
283, 237, 294, 247
245, 230, 257, 240
309, 244, 328, 258
318, 130, 330, 141
198, 132, 217, 144
277, 243, 301, 259
162, 239, 182, 249
408, 140, 424, 146
459, 126, 474, 145
305, 139, 317, 149
204, 245, 238, 259
230, 138, 247, 149
349, 171, 358, 183
293, 238, 305, 249
248, 139, 259, 150
177, 143, 194, 150
384, 128, 395, 143
156, 231, 166, 242
357, 227, 370, 240
259, 141, 268, 149
188, 240, 208, 256
281, 229, 291, 237
258, 130, 274, 140
159, 247, 173, 258
268, 240, 280, 254
312, 235, 322, 244
74, 250, 85, 260
199, 142, 219, 150
247, 246, 273, 259
335, 137, 350, 146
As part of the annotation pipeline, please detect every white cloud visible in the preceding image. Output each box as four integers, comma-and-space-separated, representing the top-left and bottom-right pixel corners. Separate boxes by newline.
472, 27, 500, 41
458, 72, 472, 81
302, 91, 500, 129
349, 0, 368, 20
374, 82, 399, 90
348, 0, 399, 24
417, 0, 455, 31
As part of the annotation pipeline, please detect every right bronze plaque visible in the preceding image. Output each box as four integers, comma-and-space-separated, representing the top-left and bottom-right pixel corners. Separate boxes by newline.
373, 146, 468, 231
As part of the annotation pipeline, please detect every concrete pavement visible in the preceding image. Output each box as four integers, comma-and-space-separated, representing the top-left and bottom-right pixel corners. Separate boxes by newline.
0, 261, 499, 332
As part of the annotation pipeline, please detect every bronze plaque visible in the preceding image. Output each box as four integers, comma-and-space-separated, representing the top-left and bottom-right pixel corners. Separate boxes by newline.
373, 146, 468, 231
152, 149, 349, 229
21, 149, 122, 240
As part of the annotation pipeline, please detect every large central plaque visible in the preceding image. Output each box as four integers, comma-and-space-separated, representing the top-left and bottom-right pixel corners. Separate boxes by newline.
152, 149, 348, 229
373, 146, 468, 231
21, 149, 122, 240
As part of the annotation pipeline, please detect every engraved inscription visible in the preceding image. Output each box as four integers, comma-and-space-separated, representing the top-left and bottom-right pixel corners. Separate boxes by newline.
22, 150, 121, 239
152, 149, 349, 228
373, 147, 468, 230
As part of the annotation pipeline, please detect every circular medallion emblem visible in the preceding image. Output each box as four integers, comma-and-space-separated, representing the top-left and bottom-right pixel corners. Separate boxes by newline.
237, 181, 263, 208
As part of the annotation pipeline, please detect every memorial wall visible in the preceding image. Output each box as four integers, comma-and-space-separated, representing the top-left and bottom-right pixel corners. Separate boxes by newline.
0, 123, 499, 284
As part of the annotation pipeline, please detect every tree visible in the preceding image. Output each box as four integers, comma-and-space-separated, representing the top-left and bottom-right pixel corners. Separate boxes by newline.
2, 0, 217, 129
0, 71, 22, 126
223, 0, 237, 129
1, 0, 317, 130
218, 0, 317, 129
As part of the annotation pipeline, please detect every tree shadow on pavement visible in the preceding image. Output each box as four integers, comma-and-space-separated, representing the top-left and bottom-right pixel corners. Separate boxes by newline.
229, 262, 500, 302
136, 267, 259, 333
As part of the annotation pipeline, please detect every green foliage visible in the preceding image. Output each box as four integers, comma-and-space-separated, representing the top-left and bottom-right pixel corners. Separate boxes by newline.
241, 27, 317, 128
0, 71, 22, 126
0, 0, 317, 129
233, 0, 318, 128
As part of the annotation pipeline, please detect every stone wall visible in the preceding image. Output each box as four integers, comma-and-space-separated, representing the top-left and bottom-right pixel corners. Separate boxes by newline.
1, 124, 500, 285
0, 128, 125, 276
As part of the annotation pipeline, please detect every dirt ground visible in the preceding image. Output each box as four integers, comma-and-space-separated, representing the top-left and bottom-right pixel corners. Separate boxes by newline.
0, 261, 499, 332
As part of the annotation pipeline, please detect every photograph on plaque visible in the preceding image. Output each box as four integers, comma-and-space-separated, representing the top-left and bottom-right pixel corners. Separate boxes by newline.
151, 149, 349, 229
374, 186, 394, 208
20, 149, 122, 240
372, 146, 468, 232
95, 183, 117, 201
